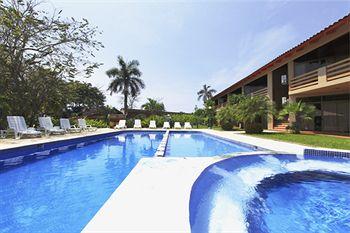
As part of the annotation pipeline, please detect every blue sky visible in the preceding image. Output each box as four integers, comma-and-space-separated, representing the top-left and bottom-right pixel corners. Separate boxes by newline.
48, 0, 350, 112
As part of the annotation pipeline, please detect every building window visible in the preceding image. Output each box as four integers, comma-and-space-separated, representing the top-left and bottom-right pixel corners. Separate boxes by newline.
282, 97, 288, 104
281, 74, 288, 85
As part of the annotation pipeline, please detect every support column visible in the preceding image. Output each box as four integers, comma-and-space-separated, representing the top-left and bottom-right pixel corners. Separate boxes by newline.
287, 60, 294, 92
287, 61, 295, 126
267, 71, 274, 130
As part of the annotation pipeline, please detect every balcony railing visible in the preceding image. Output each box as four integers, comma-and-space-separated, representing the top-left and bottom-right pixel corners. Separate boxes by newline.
250, 87, 268, 97
326, 57, 350, 81
290, 69, 318, 91
290, 57, 350, 91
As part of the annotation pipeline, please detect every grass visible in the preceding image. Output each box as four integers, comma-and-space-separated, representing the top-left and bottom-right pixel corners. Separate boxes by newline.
249, 132, 350, 150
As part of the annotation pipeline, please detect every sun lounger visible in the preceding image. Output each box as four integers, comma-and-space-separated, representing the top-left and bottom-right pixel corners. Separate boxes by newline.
60, 118, 81, 133
78, 119, 97, 131
7, 116, 42, 139
174, 122, 182, 129
184, 122, 192, 129
115, 120, 127, 129
134, 119, 142, 129
163, 122, 170, 129
149, 120, 156, 129
39, 117, 65, 135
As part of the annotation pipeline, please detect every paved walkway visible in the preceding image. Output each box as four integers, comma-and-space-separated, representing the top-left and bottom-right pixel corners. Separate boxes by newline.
199, 129, 349, 154
200, 129, 307, 154
0, 128, 116, 150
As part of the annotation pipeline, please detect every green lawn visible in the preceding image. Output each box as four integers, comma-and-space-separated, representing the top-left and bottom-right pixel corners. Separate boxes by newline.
249, 133, 350, 150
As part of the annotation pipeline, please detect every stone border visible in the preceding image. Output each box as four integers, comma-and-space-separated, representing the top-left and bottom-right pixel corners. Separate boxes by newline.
154, 130, 169, 157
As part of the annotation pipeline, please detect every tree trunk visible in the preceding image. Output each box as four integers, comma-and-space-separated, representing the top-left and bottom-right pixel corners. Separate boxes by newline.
123, 92, 128, 116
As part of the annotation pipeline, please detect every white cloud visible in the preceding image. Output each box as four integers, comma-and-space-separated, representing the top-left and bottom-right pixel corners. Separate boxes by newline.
208, 24, 297, 92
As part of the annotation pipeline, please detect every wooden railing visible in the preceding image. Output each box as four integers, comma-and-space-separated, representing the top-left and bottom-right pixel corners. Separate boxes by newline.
250, 87, 268, 97
326, 57, 350, 81
290, 69, 318, 91
290, 57, 350, 91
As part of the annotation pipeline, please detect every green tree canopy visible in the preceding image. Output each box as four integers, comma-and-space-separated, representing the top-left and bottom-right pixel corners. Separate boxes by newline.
197, 84, 217, 103
0, 0, 103, 127
141, 98, 165, 112
106, 56, 145, 115
65, 81, 106, 117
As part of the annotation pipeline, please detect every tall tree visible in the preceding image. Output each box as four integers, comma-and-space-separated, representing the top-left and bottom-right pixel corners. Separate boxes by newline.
106, 56, 145, 115
197, 84, 217, 103
65, 81, 106, 117
141, 98, 165, 112
0, 0, 103, 125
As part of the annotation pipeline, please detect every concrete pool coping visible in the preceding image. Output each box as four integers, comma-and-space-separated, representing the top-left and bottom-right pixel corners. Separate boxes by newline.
0, 128, 166, 151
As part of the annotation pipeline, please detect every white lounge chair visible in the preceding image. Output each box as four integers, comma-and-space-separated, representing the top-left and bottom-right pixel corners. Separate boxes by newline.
78, 119, 97, 131
134, 119, 142, 129
39, 117, 65, 135
60, 118, 81, 133
7, 116, 42, 139
184, 122, 192, 129
115, 120, 126, 129
149, 120, 156, 129
174, 122, 182, 129
163, 122, 170, 129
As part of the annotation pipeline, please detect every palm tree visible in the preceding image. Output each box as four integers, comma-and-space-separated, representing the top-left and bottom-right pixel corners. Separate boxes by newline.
141, 98, 165, 112
278, 101, 315, 133
106, 56, 145, 115
197, 84, 217, 103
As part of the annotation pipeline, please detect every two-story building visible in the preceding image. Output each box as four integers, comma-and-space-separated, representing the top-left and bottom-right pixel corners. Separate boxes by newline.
212, 14, 350, 133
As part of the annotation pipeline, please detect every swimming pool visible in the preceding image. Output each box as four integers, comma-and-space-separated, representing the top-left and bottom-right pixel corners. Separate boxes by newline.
165, 131, 254, 157
189, 153, 350, 233
0, 131, 163, 233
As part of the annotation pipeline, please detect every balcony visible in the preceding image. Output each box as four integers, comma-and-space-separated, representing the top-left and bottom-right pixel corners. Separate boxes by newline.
249, 87, 268, 97
326, 57, 350, 81
289, 57, 350, 95
290, 70, 318, 91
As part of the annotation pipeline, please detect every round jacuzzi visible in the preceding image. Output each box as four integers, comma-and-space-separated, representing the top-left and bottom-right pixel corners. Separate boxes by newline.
189, 154, 350, 233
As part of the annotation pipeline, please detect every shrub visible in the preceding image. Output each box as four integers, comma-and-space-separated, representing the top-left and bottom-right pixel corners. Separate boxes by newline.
85, 119, 108, 128
170, 114, 195, 125
244, 122, 263, 134
225, 94, 275, 134
278, 101, 315, 134
142, 115, 165, 128
51, 117, 60, 127
216, 105, 236, 130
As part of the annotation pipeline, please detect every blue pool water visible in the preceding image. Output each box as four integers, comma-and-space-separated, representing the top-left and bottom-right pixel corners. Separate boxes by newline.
0, 131, 163, 233
189, 154, 350, 233
165, 132, 253, 157
247, 171, 350, 233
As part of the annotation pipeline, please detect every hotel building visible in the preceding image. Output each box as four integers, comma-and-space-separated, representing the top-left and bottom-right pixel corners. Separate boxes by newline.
213, 15, 350, 133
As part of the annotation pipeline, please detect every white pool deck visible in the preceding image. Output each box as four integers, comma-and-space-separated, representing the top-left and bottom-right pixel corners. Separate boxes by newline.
1, 128, 349, 232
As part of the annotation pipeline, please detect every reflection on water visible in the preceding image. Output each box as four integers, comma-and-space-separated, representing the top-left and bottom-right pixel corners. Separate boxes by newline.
0, 131, 164, 233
